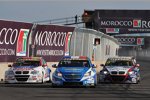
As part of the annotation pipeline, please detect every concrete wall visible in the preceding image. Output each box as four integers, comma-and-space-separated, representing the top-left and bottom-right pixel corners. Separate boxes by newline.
70, 28, 120, 62
119, 47, 150, 61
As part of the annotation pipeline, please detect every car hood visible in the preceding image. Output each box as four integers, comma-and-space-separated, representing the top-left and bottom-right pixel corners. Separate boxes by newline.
12, 66, 38, 71
106, 66, 132, 73
57, 67, 89, 75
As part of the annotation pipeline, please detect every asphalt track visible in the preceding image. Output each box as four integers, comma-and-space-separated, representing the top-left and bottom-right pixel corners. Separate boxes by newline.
0, 60, 150, 100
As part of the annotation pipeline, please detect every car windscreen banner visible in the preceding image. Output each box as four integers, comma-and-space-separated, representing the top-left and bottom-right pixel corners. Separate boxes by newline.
32, 25, 74, 62
0, 20, 33, 62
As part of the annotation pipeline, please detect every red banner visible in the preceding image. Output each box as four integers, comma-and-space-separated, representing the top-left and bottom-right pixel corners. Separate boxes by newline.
0, 20, 75, 62
0, 20, 33, 62
32, 25, 74, 62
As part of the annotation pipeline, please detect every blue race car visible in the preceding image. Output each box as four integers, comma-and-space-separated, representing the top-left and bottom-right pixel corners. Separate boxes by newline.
52, 56, 97, 87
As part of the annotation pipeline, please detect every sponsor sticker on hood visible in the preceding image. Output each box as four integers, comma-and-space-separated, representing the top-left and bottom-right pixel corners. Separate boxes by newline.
13, 66, 35, 71
106, 66, 131, 72
58, 67, 89, 74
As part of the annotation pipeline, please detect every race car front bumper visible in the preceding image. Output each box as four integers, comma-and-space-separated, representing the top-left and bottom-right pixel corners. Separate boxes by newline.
52, 75, 96, 86
99, 74, 137, 83
5, 74, 43, 83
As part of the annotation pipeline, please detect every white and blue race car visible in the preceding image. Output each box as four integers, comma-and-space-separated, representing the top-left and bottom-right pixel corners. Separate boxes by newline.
52, 56, 97, 87
99, 57, 140, 84
5, 57, 51, 83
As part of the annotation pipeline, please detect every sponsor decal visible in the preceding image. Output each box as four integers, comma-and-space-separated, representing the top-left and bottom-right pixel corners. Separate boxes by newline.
0, 20, 74, 62
0, 49, 15, 55
116, 37, 144, 46
100, 20, 132, 27
100, 18, 150, 29
117, 38, 136, 44
36, 50, 64, 56
137, 38, 144, 45
65, 32, 72, 56
16, 29, 29, 56
32, 25, 74, 62
14, 67, 32, 71
106, 28, 119, 33
33, 31, 72, 56
33, 31, 67, 46
0, 28, 30, 56
0, 28, 18, 45
133, 20, 141, 28
0, 20, 32, 62
133, 20, 150, 28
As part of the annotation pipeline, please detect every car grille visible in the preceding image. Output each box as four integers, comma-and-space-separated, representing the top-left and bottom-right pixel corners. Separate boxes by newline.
111, 71, 125, 75
15, 71, 29, 74
63, 74, 82, 81
23, 71, 29, 74
111, 71, 117, 74
110, 76, 126, 82
15, 71, 21, 74
15, 75, 30, 81
63, 82, 83, 86
119, 71, 125, 75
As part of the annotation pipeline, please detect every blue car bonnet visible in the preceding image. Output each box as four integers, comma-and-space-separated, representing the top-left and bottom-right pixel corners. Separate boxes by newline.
57, 67, 90, 75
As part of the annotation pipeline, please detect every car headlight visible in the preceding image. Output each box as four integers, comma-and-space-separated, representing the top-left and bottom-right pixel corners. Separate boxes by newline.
84, 71, 91, 77
128, 71, 134, 75
6, 70, 14, 75
103, 71, 108, 74
102, 70, 109, 75
57, 72, 62, 77
31, 70, 39, 75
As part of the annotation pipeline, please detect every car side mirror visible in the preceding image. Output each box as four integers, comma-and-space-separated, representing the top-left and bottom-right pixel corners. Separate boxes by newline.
52, 64, 57, 68
8, 64, 12, 67
136, 64, 140, 67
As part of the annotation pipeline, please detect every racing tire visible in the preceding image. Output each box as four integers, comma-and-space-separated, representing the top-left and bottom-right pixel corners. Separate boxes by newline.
89, 85, 96, 88
47, 72, 51, 83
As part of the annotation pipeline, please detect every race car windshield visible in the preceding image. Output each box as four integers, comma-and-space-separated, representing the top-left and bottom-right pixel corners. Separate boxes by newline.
58, 60, 90, 67
13, 61, 40, 67
105, 60, 132, 66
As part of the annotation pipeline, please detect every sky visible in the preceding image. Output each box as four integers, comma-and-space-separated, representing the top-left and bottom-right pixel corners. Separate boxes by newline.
0, 0, 150, 23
